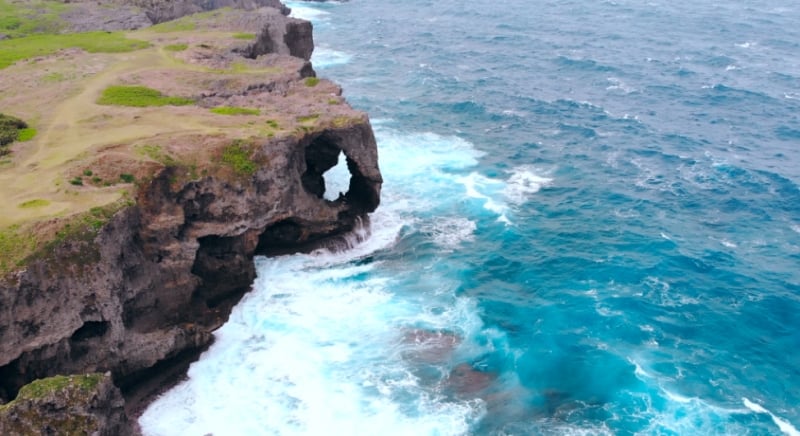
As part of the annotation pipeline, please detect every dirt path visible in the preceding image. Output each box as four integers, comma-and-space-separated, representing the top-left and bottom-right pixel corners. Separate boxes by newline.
0, 43, 218, 228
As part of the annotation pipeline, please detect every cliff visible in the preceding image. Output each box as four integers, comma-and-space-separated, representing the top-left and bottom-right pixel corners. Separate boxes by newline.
0, 1, 381, 432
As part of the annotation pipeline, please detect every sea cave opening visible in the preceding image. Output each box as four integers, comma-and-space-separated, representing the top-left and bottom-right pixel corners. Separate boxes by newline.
301, 133, 347, 201
323, 151, 351, 201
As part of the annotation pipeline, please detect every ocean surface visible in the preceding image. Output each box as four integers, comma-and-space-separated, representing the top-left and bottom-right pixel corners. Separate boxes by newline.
140, 1, 800, 434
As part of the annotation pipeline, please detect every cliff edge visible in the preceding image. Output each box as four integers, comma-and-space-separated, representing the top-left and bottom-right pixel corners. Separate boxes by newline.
0, 1, 381, 432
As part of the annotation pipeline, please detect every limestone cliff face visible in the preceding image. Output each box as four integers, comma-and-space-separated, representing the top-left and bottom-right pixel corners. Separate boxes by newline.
0, 0, 382, 429
0, 121, 381, 404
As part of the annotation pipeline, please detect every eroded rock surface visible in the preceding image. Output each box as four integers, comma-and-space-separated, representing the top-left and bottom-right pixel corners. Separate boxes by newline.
60, 0, 292, 32
0, 373, 131, 436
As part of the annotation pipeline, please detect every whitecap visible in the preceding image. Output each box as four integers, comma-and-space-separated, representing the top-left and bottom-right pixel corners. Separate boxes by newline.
286, 2, 331, 22
663, 389, 693, 404
456, 172, 510, 223
503, 166, 552, 205
606, 77, 635, 93
424, 216, 477, 251
743, 398, 800, 436
312, 46, 352, 68
720, 239, 737, 248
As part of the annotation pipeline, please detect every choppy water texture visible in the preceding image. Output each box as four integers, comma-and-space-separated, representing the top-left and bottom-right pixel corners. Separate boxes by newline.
140, 1, 800, 434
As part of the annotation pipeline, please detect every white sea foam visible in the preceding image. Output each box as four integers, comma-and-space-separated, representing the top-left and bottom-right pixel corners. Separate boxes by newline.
457, 172, 510, 223
140, 251, 481, 435
743, 398, 800, 436
424, 216, 477, 251
504, 166, 552, 205
628, 356, 800, 435
720, 239, 737, 248
606, 77, 635, 93
286, 2, 331, 22
140, 126, 498, 435
455, 166, 551, 225
312, 47, 353, 68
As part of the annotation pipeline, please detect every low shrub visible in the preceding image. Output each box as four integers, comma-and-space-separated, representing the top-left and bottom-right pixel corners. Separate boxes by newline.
0, 113, 27, 146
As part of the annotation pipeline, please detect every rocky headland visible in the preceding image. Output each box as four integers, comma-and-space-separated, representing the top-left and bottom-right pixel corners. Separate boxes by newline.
0, 0, 381, 433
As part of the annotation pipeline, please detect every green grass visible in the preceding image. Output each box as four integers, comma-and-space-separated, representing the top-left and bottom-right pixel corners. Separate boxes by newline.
136, 144, 177, 166
0, 0, 68, 39
18, 199, 50, 209
119, 173, 135, 183
232, 32, 256, 40
296, 114, 320, 124
221, 140, 257, 175
97, 85, 194, 107
146, 8, 229, 33
164, 43, 189, 52
265, 119, 280, 129
0, 198, 133, 274
210, 106, 260, 116
0, 225, 36, 273
304, 77, 320, 87
0, 31, 150, 70
148, 20, 196, 33
332, 116, 356, 128
16, 127, 36, 141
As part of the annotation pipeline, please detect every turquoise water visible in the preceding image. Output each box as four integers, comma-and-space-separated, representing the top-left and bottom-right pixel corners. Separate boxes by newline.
141, 1, 800, 434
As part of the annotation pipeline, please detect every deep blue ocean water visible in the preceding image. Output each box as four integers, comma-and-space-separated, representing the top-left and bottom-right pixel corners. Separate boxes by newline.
140, 1, 800, 434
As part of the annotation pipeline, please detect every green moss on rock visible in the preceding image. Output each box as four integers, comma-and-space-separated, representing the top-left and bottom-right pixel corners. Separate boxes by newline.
11, 374, 103, 404
221, 140, 257, 175
0, 373, 129, 436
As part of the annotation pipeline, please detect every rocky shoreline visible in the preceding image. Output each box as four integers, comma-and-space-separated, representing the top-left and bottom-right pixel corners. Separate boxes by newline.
0, 1, 381, 433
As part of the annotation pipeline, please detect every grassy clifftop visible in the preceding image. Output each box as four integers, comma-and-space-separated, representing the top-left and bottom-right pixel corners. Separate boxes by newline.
0, 3, 363, 274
